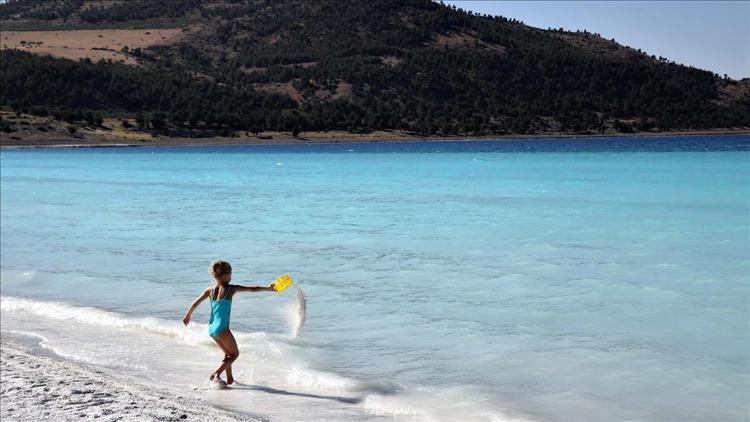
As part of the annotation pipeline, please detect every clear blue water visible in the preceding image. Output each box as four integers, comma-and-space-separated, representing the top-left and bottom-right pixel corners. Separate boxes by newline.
2, 135, 749, 421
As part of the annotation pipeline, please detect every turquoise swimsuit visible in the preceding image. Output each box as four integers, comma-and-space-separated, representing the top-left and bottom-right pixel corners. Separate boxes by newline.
208, 285, 232, 338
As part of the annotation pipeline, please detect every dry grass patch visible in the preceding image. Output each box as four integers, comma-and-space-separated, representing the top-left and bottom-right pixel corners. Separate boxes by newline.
80, 0, 124, 11
431, 31, 506, 54
332, 81, 353, 100
311, 81, 354, 101
240, 61, 317, 74
98, 118, 155, 142
382, 56, 402, 66
253, 82, 303, 102
1, 28, 184, 64
716, 81, 750, 106
551, 31, 641, 60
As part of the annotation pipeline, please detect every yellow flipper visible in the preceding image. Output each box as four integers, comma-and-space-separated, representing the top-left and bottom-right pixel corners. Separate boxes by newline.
272, 274, 293, 293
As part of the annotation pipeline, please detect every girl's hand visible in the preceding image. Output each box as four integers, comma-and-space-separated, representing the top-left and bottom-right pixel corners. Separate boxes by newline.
270, 283, 277, 292
182, 314, 191, 326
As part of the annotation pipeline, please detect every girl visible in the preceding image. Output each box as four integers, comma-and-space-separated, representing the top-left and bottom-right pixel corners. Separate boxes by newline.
182, 260, 275, 386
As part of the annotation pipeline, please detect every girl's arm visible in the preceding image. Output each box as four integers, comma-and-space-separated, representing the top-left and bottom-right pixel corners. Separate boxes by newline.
182, 288, 210, 326
233, 284, 276, 293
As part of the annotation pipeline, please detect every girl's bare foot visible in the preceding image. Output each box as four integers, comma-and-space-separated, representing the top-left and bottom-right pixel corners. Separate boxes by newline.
209, 373, 227, 388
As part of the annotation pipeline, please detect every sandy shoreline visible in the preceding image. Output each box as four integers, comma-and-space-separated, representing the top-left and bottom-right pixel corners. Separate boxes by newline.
1, 128, 748, 149
0, 342, 260, 422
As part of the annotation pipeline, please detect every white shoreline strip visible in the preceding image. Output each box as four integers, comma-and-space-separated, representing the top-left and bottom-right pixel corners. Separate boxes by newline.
0, 344, 262, 422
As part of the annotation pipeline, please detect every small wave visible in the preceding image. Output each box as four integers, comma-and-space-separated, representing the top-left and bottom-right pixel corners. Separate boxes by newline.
0, 270, 40, 284
286, 364, 357, 392
363, 395, 431, 420
1, 296, 215, 347
2, 329, 49, 342
363, 389, 531, 422
1, 296, 526, 422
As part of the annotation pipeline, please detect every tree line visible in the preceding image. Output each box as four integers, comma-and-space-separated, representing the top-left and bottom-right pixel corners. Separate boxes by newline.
1, 0, 748, 135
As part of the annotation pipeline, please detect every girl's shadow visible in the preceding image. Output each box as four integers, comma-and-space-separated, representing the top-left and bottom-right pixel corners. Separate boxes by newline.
230, 382, 363, 404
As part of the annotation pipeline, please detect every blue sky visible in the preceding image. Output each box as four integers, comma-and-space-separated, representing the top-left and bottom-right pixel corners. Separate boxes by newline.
444, 1, 749, 80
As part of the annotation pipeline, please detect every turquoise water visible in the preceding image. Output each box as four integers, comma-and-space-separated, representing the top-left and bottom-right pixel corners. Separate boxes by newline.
1, 135, 749, 421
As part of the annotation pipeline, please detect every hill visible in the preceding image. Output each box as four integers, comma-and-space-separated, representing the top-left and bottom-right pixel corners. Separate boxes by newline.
1, 0, 748, 140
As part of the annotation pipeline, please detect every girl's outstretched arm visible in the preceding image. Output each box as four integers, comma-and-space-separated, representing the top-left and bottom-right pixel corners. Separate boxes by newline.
183, 288, 210, 326
233, 284, 276, 293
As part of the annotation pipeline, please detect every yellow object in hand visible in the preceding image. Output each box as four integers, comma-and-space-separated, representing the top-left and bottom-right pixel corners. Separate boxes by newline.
272, 274, 293, 293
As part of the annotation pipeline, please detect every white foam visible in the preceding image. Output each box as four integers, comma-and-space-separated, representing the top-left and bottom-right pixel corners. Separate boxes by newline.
363, 395, 432, 421
2, 329, 49, 342
1, 295, 525, 422
1, 295, 213, 347
285, 287, 306, 338
362, 389, 530, 422
286, 364, 357, 392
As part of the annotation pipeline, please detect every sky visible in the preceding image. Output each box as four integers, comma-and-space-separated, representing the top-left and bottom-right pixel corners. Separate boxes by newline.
444, 1, 749, 80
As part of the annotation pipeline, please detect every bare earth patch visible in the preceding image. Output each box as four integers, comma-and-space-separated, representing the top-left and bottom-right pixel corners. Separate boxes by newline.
332, 81, 354, 100
381, 56, 402, 66
431, 31, 506, 54
1, 28, 184, 64
79, 0, 124, 12
313, 81, 354, 101
240, 61, 317, 74
550, 30, 644, 60
253, 82, 303, 102
716, 81, 750, 106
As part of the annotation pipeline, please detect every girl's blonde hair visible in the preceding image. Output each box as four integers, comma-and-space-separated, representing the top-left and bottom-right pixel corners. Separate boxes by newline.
209, 260, 232, 278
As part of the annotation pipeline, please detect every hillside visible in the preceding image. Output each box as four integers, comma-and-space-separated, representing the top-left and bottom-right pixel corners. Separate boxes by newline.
1, 0, 748, 140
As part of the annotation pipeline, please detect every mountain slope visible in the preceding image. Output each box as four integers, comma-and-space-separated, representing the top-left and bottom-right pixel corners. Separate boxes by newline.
1, 0, 748, 137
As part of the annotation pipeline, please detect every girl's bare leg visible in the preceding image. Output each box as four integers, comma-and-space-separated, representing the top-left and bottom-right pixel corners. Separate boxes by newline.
225, 357, 235, 385
210, 334, 231, 382
212, 334, 236, 385
210, 329, 239, 384
220, 330, 239, 385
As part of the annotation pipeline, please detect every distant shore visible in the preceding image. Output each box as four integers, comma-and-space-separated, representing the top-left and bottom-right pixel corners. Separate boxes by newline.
1, 128, 748, 149
0, 342, 257, 422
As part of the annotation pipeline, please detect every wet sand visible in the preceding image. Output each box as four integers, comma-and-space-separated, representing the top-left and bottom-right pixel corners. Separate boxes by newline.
0, 343, 260, 422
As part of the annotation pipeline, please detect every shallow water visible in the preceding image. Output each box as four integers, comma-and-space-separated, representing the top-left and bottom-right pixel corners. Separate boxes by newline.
2, 135, 749, 421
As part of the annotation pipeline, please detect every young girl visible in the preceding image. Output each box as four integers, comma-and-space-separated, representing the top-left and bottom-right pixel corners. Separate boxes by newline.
182, 260, 275, 386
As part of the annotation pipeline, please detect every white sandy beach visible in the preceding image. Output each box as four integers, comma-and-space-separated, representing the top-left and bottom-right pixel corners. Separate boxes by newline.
0, 343, 260, 422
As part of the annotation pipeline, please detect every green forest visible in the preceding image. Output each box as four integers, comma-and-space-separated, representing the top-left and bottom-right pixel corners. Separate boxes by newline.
1, 0, 748, 136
